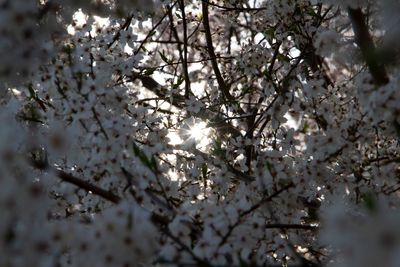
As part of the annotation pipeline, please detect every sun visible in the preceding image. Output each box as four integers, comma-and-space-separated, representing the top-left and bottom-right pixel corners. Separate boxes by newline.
188, 121, 210, 142
167, 118, 213, 150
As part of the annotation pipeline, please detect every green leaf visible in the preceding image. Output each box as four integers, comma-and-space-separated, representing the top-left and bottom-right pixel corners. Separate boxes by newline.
211, 137, 225, 158
277, 53, 290, 62
149, 30, 157, 37
202, 163, 208, 180
158, 50, 170, 64
141, 46, 148, 52
278, 178, 292, 187
172, 75, 184, 89
264, 28, 275, 39
362, 192, 377, 212
306, 7, 317, 17
265, 161, 272, 172
62, 44, 74, 54
238, 255, 249, 267
301, 121, 309, 133
132, 142, 157, 172
143, 67, 156, 76
28, 84, 37, 100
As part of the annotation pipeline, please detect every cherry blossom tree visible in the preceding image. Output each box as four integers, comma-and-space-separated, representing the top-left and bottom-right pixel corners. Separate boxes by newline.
1, 0, 400, 266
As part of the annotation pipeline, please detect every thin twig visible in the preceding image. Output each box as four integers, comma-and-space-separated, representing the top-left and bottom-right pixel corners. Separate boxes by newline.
107, 14, 134, 49
218, 183, 294, 247
133, 1, 178, 56
200, 0, 267, 12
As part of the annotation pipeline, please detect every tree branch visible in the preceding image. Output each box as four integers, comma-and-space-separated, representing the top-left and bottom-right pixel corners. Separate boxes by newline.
200, 0, 267, 12
107, 14, 134, 49
218, 183, 295, 247
30, 158, 121, 204
133, 1, 178, 56
201, 1, 235, 103
348, 8, 389, 86
130, 73, 243, 138
179, 0, 191, 98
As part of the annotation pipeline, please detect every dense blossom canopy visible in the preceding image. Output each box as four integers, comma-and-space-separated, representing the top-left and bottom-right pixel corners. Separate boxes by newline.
1, 0, 400, 266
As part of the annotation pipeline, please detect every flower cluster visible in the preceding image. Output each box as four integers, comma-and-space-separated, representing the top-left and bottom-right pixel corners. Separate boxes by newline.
1, 1, 400, 267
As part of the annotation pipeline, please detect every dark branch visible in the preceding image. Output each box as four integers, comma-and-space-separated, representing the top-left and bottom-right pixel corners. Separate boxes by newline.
130, 72, 243, 138
107, 14, 134, 49
200, 0, 267, 12
30, 157, 121, 204
348, 8, 389, 86
201, 1, 235, 103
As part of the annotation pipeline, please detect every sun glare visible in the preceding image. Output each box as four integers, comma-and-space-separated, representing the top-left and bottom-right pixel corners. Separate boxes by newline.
167, 131, 183, 145
167, 118, 213, 150
189, 121, 209, 141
